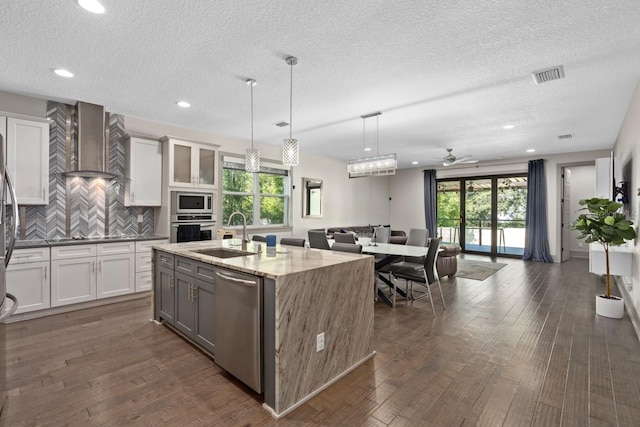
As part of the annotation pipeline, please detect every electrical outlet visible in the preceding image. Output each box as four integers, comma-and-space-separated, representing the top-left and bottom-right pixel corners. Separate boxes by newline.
137, 214, 143, 223
316, 332, 325, 352
578, 242, 583, 248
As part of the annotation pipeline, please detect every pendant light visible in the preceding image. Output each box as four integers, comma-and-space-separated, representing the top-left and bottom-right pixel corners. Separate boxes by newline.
245, 79, 260, 173
282, 56, 299, 166
347, 111, 396, 178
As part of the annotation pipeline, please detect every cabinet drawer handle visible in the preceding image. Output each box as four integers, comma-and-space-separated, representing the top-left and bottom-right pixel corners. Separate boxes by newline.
92, 260, 95, 273
44, 265, 47, 280
193, 287, 197, 300
169, 275, 174, 288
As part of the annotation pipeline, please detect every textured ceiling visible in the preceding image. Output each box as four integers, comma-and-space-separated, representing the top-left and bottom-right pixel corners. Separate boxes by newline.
2, 0, 640, 168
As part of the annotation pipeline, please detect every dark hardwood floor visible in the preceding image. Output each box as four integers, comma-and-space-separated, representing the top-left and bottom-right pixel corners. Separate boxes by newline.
3, 256, 640, 426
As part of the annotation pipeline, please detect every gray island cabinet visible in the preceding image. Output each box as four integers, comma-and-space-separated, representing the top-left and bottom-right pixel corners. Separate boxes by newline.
152, 239, 374, 418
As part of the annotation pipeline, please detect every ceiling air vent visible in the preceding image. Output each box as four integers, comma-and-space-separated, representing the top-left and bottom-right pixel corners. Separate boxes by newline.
558, 133, 573, 140
274, 121, 289, 127
532, 65, 565, 84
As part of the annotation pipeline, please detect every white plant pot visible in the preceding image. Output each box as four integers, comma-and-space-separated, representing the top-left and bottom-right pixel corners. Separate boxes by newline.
595, 294, 624, 319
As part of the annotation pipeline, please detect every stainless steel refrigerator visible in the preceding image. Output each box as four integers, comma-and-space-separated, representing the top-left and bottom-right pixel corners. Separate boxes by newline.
0, 133, 19, 416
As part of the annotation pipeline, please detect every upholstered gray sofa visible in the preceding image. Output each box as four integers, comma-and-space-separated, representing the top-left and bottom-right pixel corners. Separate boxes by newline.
326, 226, 408, 244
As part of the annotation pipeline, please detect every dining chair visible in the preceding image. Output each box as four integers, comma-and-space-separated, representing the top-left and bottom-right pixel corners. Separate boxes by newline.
406, 228, 428, 246
404, 228, 429, 264
308, 230, 331, 249
333, 233, 356, 244
372, 226, 390, 244
388, 237, 445, 316
252, 235, 267, 242
280, 237, 305, 247
331, 242, 363, 253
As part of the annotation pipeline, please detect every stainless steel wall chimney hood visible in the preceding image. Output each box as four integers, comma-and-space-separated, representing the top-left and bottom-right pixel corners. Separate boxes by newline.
63, 101, 117, 179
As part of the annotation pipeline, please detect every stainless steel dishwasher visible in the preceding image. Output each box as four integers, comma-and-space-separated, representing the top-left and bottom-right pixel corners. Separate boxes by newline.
213, 267, 263, 393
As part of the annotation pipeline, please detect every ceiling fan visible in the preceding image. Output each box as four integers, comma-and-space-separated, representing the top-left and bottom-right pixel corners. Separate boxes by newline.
440, 148, 478, 166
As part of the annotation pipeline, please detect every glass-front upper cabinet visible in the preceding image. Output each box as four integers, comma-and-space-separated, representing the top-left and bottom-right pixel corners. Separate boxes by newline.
163, 137, 219, 189
198, 146, 216, 187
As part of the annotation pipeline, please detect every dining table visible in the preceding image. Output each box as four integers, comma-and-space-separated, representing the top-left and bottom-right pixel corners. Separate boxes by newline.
329, 238, 429, 306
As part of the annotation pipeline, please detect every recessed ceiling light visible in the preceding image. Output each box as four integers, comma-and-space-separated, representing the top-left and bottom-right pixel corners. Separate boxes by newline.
176, 101, 190, 108
526, 149, 535, 153
53, 69, 74, 78
78, 0, 105, 14
502, 124, 515, 130
411, 161, 418, 165
364, 147, 372, 151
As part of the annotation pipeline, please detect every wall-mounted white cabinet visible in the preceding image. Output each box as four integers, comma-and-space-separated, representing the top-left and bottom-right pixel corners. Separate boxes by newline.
7, 247, 51, 314
162, 136, 218, 189
2, 115, 50, 205
589, 243, 633, 276
125, 136, 162, 206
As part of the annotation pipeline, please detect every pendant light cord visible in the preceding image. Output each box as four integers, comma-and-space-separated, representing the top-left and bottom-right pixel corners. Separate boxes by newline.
362, 118, 366, 154
289, 60, 293, 139
251, 81, 254, 149
376, 114, 380, 156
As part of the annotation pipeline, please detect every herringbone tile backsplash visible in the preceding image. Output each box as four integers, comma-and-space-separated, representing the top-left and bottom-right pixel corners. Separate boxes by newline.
21, 102, 155, 240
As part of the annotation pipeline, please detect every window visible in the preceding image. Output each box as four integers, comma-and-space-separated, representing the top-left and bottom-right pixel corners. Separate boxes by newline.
222, 156, 290, 227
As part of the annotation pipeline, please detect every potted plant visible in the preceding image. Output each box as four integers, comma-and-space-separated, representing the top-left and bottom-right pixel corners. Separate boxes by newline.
571, 197, 637, 318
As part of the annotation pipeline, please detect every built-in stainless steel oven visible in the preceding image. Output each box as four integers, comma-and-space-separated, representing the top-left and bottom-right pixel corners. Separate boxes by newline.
171, 191, 213, 215
170, 216, 217, 243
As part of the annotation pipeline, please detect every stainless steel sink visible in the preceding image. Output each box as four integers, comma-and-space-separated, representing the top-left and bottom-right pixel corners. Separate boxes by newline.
191, 248, 256, 259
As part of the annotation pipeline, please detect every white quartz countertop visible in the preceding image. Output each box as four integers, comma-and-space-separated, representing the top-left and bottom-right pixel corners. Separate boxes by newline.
153, 239, 372, 279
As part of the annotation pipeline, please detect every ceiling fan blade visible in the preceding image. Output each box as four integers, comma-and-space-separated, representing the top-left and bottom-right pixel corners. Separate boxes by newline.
456, 155, 471, 161
457, 159, 479, 164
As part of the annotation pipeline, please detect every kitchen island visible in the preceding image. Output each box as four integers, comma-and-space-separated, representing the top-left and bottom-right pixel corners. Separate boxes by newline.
152, 239, 375, 418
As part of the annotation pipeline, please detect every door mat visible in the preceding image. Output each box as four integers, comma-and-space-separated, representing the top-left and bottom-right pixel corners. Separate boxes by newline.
453, 259, 507, 281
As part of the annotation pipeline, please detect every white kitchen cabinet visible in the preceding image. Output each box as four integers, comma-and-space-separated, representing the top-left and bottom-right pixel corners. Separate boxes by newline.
7, 247, 50, 314
51, 256, 96, 307
5, 116, 50, 205
96, 242, 135, 298
125, 136, 162, 206
97, 253, 135, 298
51, 242, 135, 307
162, 136, 218, 189
135, 239, 167, 292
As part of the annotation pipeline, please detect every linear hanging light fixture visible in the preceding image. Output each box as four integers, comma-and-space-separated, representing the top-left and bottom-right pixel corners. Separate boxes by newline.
282, 56, 299, 166
347, 112, 396, 178
245, 79, 260, 173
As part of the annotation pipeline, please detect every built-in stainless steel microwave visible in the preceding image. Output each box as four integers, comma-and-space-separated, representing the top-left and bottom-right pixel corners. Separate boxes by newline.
171, 191, 214, 215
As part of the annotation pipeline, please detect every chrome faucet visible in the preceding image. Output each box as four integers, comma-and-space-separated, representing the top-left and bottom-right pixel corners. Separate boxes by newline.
227, 211, 249, 250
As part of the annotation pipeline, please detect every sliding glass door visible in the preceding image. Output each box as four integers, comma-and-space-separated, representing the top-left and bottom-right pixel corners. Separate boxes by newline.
464, 178, 493, 254
436, 181, 461, 245
437, 174, 527, 257
496, 177, 527, 256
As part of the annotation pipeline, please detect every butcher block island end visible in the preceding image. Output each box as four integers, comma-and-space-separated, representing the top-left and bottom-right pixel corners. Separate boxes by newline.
152, 239, 375, 418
